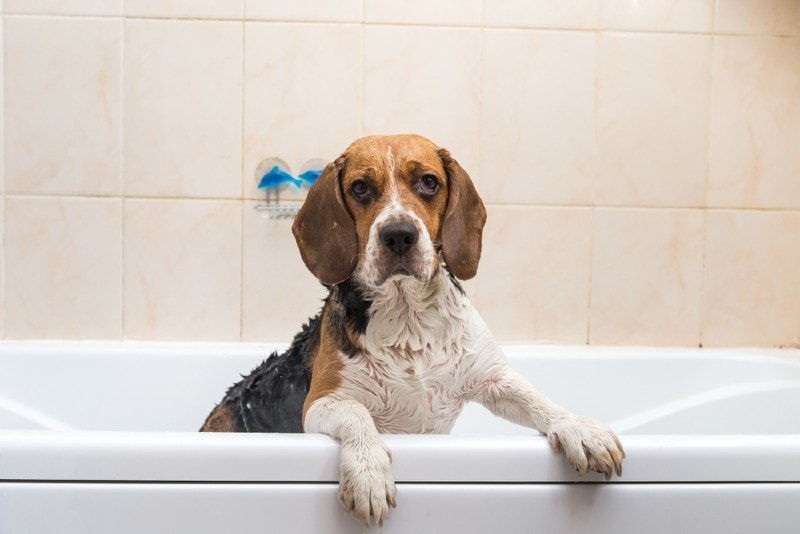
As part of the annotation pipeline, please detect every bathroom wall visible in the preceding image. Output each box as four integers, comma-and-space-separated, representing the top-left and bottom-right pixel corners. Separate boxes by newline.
1, 0, 798, 347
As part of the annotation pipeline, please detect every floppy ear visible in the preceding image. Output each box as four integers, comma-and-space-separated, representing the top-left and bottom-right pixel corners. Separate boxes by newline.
292, 155, 358, 285
438, 148, 487, 280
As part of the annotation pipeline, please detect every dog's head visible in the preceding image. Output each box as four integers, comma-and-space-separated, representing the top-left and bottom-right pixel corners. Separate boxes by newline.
292, 134, 486, 287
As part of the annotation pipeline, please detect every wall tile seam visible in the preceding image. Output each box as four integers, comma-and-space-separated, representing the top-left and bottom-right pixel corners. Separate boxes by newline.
238, 17, 247, 342
2, 14, 797, 40
585, 26, 601, 347
470, 3, 485, 311
698, 5, 719, 348
1, 11, 4, 338
484, 202, 800, 212
3, 193, 800, 215
119, 10, 126, 342
1, 193, 253, 203
0, 194, 4, 340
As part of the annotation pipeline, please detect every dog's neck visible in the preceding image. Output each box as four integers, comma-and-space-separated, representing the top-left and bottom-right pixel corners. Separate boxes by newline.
344, 267, 469, 354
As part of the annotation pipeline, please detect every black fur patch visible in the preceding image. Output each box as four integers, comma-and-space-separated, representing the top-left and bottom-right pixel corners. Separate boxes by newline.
336, 280, 372, 335
328, 281, 371, 357
204, 316, 320, 433
200, 280, 374, 432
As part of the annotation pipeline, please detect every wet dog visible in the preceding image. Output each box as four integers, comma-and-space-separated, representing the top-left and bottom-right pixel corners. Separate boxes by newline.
201, 134, 624, 526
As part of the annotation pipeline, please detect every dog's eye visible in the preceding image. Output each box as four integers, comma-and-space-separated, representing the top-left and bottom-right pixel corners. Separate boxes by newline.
350, 179, 371, 201
418, 175, 440, 197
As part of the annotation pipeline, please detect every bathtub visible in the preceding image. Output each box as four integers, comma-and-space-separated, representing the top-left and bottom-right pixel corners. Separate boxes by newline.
0, 342, 798, 533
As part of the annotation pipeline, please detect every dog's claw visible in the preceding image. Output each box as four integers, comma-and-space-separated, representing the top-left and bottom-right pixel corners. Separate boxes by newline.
548, 416, 625, 480
338, 439, 396, 527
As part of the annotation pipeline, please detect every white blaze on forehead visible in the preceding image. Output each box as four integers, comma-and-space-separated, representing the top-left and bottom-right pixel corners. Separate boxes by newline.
386, 147, 396, 183
355, 144, 439, 286
386, 146, 400, 203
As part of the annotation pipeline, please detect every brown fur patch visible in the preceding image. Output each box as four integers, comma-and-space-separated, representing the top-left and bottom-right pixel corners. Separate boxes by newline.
200, 403, 237, 432
302, 310, 345, 426
438, 148, 486, 280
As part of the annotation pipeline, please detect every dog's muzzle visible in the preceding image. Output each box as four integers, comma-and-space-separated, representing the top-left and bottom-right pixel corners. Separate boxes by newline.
367, 219, 433, 283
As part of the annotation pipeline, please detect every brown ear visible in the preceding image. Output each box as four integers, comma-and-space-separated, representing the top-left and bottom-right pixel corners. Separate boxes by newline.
438, 148, 487, 280
292, 155, 358, 285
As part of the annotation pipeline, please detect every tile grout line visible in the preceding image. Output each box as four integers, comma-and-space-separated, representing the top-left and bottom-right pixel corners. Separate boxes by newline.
238, 13, 246, 342
359, 0, 366, 137
1, 12, 5, 339
585, 25, 601, 346
698, 0, 721, 348
119, 14, 126, 340
1, 12, 798, 39
3, 191, 800, 213
472, 0, 484, 311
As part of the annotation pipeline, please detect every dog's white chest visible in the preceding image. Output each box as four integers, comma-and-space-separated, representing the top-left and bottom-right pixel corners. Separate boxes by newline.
333, 273, 479, 433
339, 345, 467, 434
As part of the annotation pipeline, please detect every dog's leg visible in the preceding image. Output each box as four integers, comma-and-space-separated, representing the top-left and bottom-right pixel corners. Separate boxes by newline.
471, 358, 625, 479
304, 396, 397, 527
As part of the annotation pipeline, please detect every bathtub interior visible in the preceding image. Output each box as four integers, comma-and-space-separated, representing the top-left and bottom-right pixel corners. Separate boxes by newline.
1, 343, 799, 435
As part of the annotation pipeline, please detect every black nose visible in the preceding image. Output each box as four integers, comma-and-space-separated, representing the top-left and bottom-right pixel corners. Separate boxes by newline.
379, 222, 419, 256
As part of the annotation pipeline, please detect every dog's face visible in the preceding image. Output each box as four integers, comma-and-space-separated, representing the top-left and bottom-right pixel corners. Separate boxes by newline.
293, 134, 486, 286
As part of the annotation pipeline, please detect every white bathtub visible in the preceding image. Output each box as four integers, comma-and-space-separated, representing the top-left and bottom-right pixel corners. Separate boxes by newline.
1, 342, 798, 533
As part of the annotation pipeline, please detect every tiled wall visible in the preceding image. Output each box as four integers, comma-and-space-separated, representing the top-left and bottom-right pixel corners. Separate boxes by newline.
2, 0, 799, 347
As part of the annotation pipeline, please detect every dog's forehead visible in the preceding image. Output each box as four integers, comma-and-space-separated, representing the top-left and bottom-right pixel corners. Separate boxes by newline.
343, 135, 444, 175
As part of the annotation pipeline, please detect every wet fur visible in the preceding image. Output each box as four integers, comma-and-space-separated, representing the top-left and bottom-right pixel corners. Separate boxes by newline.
200, 281, 370, 433
201, 134, 624, 528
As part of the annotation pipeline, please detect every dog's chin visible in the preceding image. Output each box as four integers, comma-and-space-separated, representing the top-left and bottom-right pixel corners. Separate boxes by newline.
358, 258, 435, 288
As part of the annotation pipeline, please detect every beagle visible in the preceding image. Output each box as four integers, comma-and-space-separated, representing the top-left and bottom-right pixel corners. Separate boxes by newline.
201, 134, 624, 526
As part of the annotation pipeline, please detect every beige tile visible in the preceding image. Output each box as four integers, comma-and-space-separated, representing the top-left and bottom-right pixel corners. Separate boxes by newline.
244, 22, 361, 199
4, 17, 122, 196
708, 36, 800, 209
125, 0, 242, 18
124, 20, 242, 199
123, 199, 242, 341
473, 206, 592, 344
717, 0, 800, 36
241, 203, 327, 341
363, 26, 480, 174
4, 196, 122, 339
245, 0, 361, 22
364, 0, 481, 25
483, 0, 596, 29
596, 33, 711, 207
4, 0, 121, 15
590, 208, 705, 346
598, 0, 714, 32
703, 210, 800, 347
0, 199, 3, 337
480, 29, 595, 205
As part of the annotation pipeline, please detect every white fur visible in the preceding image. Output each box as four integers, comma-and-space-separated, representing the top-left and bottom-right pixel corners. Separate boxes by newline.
356, 196, 437, 287
305, 264, 624, 526
386, 147, 396, 184
304, 397, 396, 527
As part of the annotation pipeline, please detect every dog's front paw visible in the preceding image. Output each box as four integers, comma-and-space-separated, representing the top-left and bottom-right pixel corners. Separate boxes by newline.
338, 438, 397, 527
548, 416, 625, 480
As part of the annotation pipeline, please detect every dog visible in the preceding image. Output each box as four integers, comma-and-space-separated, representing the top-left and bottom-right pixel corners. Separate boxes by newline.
201, 134, 624, 527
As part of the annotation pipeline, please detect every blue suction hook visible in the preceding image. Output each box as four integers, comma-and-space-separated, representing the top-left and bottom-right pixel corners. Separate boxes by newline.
257, 157, 301, 190
298, 158, 327, 188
